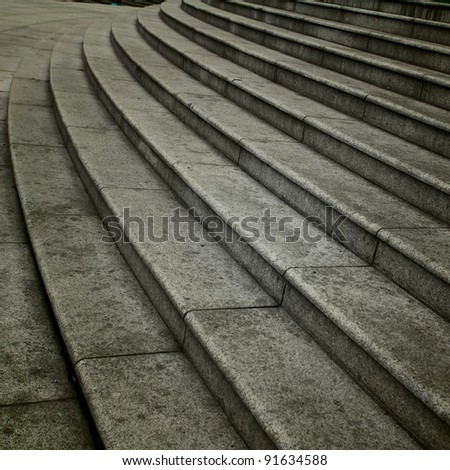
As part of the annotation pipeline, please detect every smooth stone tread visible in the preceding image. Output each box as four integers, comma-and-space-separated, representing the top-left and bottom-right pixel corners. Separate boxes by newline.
26, 213, 180, 363
284, 266, 450, 424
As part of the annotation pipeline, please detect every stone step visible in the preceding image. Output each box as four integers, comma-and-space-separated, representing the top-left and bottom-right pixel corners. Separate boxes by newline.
47, 23, 425, 450
182, 0, 450, 110
113, 7, 450, 321
311, 0, 450, 23
202, 0, 450, 73
85, 15, 450, 447
8, 26, 245, 450
244, 0, 450, 46
161, 0, 450, 218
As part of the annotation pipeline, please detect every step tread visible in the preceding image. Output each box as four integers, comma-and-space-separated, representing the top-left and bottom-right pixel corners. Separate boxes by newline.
60, 22, 424, 449
290, 0, 450, 27
179, 1, 450, 129
286, 266, 450, 424
89, 16, 450, 433
10, 27, 248, 450
186, 306, 420, 449
160, 1, 450, 190
186, 0, 450, 86
76, 353, 246, 449
114, 11, 450, 278
210, 0, 450, 54
378, 227, 450, 285
8, 33, 179, 366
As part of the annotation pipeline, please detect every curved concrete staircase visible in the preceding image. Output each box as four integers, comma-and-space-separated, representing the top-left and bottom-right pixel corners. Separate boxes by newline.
7, 0, 450, 449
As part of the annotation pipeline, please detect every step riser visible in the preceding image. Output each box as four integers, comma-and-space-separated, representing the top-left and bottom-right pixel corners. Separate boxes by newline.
89, 36, 450, 448
161, 8, 450, 222
204, 0, 450, 74
374, 242, 450, 320
182, 1, 450, 111
113, 27, 450, 319
282, 283, 450, 449
247, 0, 450, 46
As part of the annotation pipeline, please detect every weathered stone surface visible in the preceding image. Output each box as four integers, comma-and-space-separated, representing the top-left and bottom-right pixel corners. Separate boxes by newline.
65, 127, 168, 191
9, 78, 51, 107
102, 187, 276, 323
76, 353, 246, 449
1, 399, 95, 449
14, 48, 53, 81
8, 104, 65, 147
284, 266, 450, 425
50, 67, 92, 94
0, 54, 22, 72
28, 214, 179, 363
375, 228, 450, 319
11, 144, 98, 217
185, 307, 418, 449
53, 90, 116, 129
0, 70, 13, 92
0, 244, 75, 405
0, 91, 7, 121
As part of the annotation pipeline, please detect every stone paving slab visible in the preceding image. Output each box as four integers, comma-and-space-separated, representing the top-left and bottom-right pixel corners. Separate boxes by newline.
0, 119, 9, 165
9, 77, 51, 108
284, 266, 450, 426
27, 213, 179, 363
0, 71, 13, 92
0, 243, 75, 405
76, 353, 246, 449
185, 306, 418, 449
11, 143, 98, 217
8, 104, 65, 148
66, 127, 169, 191
14, 48, 53, 80
0, 91, 8, 121
102, 186, 277, 340
1, 399, 95, 449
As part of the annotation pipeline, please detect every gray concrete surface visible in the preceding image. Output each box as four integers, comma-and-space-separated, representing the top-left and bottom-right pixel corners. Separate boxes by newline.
0, 0, 130, 450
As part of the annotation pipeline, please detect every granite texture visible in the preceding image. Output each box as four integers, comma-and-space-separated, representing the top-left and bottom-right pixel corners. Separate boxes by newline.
76, 353, 246, 449
1, 399, 95, 450
186, 307, 419, 449
0, 244, 75, 405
